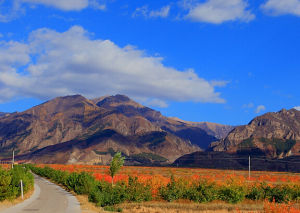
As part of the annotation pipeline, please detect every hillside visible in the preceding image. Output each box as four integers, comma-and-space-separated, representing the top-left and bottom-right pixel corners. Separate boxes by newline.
169, 117, 234, 139
0, 94, 227, 164
210, 108, 300, 158
174, 109, 300, 172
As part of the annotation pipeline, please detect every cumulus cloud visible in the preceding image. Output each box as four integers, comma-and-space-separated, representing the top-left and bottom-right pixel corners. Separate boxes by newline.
0, 0, 106, 21
261, 0, 300, 16
133, 5, 171, 18
19, 0, 89, 11
184, 0, 255, 24
0, 26, 226, 106
255, 105, 266, 114
294, 106, 300, 111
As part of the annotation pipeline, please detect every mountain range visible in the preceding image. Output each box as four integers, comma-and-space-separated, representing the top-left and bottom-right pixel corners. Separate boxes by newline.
175, 108, 300, 172
1, 94, 299, 172
0, 94, 232, 165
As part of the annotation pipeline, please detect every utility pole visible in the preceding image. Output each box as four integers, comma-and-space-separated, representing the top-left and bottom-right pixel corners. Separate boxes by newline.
248, 155, 251, 180
12, 150, 15, 169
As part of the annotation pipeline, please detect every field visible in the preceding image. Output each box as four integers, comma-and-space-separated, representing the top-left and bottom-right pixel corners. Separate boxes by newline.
31, 164, 300, 212
37, 164, 300, 185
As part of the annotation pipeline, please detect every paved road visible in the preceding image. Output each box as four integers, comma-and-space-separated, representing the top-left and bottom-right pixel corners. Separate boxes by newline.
1, 174, 81, 213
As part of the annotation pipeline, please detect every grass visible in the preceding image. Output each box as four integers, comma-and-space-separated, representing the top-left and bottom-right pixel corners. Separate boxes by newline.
118, 200, 264, 213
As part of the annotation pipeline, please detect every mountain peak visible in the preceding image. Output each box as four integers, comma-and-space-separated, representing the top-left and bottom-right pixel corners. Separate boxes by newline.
94, 94, 144, 109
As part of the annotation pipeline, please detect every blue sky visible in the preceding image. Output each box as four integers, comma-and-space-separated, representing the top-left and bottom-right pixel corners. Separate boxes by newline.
0, 0, 299, 125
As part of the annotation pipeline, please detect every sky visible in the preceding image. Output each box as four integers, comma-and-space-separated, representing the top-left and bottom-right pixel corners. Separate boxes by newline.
0, 0, 299, 125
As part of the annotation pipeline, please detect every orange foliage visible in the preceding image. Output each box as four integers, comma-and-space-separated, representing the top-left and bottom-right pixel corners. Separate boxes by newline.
264, 199, 300, 213
35, 164, 300, 197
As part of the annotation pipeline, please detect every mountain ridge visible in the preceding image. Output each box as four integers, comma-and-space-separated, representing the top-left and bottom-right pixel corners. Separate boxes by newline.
0, 94, 232, 164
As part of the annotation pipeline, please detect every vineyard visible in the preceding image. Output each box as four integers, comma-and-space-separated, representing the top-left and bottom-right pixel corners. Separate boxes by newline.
28, 164, 300, 212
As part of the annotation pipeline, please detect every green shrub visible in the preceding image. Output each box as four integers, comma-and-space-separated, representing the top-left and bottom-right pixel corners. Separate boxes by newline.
125, 176, 152, 202
0, 168, 14, 201
265, 185, 294, 203
292, 185, 300, 201
74, 172, 97, 195
218, 185, 246, 204
89, 181, 127, 207
0, 165, 34, 201
66, 172, 80, 191
52, 170, 69, 186
186, 181, 218, 203
10, 166, 34, 195
159, 176, 187, 202
246, 185, 265, 200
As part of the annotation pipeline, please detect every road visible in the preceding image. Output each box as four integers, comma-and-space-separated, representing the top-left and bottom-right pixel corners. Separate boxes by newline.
1, 174, 81, 213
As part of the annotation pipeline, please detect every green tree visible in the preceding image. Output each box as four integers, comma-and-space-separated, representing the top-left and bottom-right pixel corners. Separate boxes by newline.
109, 152, 125, 186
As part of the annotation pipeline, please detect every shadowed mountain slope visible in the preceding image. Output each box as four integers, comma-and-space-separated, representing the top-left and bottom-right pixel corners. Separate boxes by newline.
0, 94, 227, 164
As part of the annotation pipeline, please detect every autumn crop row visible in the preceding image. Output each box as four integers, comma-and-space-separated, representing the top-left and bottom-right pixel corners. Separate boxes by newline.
28, 164, 300, 212
36, 164, 300, 186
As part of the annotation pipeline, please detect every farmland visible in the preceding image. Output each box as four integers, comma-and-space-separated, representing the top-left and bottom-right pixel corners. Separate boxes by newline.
36, 164, 300, 185
29, 164, 300, 212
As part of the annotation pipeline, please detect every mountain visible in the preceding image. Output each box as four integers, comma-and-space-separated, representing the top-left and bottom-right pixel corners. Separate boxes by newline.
0, 112, 10, 118
173, 151, 300, 172
210, 108, 300, 158
0, 94, 225, 164
174, 109, 300, 172
168, 117, 234, 139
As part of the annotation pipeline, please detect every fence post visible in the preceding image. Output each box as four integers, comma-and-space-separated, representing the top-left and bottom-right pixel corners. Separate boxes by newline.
20, 180, 24, 200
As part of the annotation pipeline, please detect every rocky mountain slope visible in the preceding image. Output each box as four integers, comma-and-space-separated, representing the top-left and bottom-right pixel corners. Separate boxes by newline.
0, 112, 10, 118
0, 94, 227, 164
174, 109, 300, 172
210, 109, 300, 158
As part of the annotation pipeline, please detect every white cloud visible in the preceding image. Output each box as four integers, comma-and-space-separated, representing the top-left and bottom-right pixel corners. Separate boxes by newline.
294, 106, 300, 111
261, 0, 300, 16
132, 5, 148, 18
89, 0, 106, 10
146, 99, 169, 108
242, 102, 254, 108
0, 26, 226, 105
19, 0, 89, 11
133, 5, 171, 18
184, 0, 255, 24
255, 105, 266, 114
149, 5, 171, 18
0, 0, 106, 20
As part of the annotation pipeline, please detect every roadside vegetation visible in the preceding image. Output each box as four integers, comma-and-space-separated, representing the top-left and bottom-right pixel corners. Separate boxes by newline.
26, 153, 300, 212
0, 165, 34, 201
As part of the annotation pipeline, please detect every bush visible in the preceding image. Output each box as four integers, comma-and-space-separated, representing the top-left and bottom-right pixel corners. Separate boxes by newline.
186, 181, 218, 203
265, 185, 294, 203
74, 172, 97, 195
89, 181, 127, 207
0, 165, 34, 201
125, 176, 152, 202
218, 185, 246, 204
66, 172, 80, 191
246, 184, 265, 200
159, 176, 188, 202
